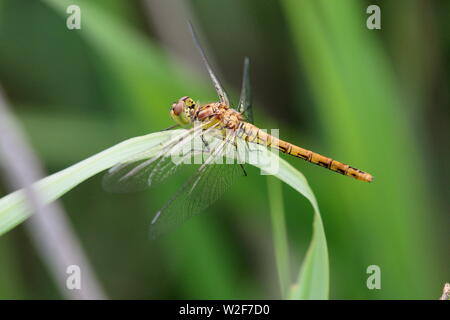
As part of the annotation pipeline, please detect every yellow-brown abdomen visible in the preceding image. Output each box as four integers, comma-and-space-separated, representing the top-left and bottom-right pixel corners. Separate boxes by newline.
238, 122, 373, 182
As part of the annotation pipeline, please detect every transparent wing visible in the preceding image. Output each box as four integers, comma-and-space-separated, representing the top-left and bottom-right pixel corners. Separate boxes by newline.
102, 122, 219, 193
237, 57, 253, 123
188, 22, 230, 106
103, 155, 183, 193
149, 130, 245, 238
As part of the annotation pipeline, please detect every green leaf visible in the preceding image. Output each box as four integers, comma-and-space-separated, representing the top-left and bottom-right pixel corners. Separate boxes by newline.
272, 157, 329, 300
0, 130, 329, 299
267, 175, 290, 298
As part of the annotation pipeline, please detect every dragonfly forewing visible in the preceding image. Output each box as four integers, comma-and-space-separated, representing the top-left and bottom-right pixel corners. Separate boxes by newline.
149, 130, 245, 238
102, 122, 220, 193
237, 57, 253, 123
188, 22, 230, 106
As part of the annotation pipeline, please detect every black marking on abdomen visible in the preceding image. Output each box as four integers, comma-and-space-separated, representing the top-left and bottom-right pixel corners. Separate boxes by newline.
296, 152, 309, 160
318, 160, 330, 168
350, 166, 366, 174
286, 144, 293, 154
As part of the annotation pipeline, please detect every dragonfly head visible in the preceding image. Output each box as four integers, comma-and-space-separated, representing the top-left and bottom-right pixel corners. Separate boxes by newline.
170, 96, 196, 125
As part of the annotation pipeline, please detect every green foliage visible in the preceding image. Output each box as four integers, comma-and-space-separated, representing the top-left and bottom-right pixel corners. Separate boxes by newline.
266, 165, 329, 299
282, 0, 443, 298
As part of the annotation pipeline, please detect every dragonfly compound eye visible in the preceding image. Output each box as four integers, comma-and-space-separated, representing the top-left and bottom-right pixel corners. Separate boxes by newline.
172, 101, 184, 116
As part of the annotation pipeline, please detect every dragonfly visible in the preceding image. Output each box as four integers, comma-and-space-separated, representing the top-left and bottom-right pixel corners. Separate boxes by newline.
103, 23, 373, 238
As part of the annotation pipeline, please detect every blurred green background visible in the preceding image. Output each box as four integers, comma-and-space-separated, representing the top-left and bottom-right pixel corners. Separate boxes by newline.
0, 0, 448, 299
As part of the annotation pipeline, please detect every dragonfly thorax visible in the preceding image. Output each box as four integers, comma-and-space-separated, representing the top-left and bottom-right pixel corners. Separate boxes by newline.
195, 103, 243, 130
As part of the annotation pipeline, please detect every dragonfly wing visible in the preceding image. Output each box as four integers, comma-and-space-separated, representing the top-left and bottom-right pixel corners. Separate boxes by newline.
102, 123, 217, 193
103, 155, 182, 193
149, 131, 243, 238
237, 57, 253, 123
188, 22, 230, 106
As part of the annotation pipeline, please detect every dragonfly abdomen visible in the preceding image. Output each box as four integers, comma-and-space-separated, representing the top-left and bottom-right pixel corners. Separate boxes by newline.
238, 122, 373, 182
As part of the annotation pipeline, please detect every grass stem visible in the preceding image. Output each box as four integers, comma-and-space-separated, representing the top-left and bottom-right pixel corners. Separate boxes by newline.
267, 175, 290, 298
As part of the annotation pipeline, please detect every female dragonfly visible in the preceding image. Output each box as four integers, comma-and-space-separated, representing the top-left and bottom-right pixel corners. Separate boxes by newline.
103, 24, 373, 238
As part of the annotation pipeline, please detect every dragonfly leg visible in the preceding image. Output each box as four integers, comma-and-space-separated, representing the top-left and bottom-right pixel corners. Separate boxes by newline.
231, 138, 248, 177
239, 164, 247, 176
201, 133, 210, 153
161, 124, 180, 131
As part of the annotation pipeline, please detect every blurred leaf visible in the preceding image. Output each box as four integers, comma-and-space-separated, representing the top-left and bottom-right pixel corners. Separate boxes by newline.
43, 0, 211, 130
0, 237, 24, 299
17, 109, 125, 167
282, 0, 440, 298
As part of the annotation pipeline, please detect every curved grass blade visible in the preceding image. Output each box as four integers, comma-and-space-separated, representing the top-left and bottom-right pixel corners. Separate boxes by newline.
0, 129, 329, 299
267, 152, 329, 300
0, 130, 174, 235
267, 175, 290, 298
